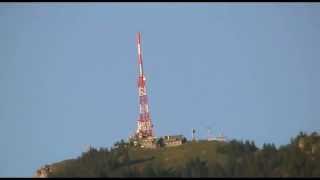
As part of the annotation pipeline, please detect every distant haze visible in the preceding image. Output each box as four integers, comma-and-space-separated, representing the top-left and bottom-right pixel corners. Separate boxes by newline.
0, 3, 319, 177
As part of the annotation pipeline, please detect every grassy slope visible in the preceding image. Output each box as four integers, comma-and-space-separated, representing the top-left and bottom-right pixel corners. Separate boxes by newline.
128, 140, 227, 170
49, 140, 228, 176
39, 132, 320, 177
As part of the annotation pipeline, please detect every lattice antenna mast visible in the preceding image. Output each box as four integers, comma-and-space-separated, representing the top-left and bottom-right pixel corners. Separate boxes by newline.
135, 32, 154, 139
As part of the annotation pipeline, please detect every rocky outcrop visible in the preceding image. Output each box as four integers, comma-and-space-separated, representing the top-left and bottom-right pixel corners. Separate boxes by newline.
34, 165, 52, 178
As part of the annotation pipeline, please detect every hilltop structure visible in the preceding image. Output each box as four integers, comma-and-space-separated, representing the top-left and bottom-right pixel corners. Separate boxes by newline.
129, 32, 185, 148
128, 32, 157, 148
134, 32, 154, 139
163, 135, 186, 147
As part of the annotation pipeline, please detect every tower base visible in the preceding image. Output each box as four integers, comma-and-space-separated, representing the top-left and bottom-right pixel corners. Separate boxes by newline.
129, 134, 157, 149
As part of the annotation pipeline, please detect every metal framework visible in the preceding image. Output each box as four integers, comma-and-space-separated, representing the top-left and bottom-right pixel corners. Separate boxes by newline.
135, 32, 154, 139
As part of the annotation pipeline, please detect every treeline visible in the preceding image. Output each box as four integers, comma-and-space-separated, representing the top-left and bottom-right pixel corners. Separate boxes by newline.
48, 132, 320, 177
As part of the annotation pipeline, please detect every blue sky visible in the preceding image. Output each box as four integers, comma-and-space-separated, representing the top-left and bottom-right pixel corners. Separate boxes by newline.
0, 3, 320, 177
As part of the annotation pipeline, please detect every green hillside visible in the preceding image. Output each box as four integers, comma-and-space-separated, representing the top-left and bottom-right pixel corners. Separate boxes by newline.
39, 131, 320, 177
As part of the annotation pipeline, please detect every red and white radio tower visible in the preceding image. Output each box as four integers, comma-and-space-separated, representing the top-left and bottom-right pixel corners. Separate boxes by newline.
135, 32, 154, 139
